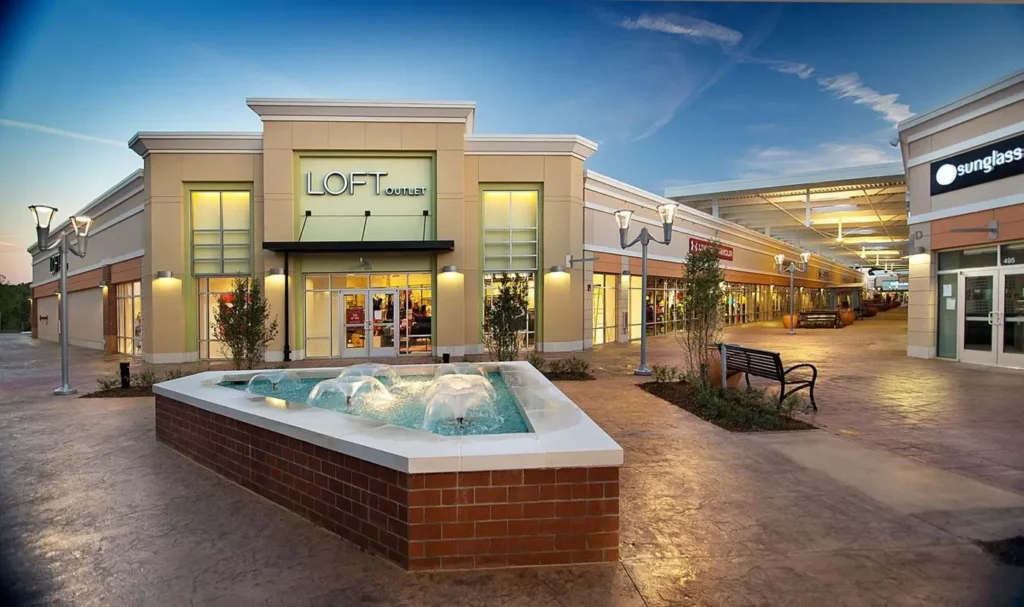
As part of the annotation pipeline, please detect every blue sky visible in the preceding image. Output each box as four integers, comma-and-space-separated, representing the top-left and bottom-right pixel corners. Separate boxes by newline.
1, 0, 1022, 282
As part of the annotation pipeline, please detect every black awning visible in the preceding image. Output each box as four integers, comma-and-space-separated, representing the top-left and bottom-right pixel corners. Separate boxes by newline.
262, 240, 455, 254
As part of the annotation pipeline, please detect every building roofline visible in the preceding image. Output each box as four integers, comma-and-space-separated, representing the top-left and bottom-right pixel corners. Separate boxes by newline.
897, 67, 1024, 132
27, 169, 144, 253
663, 162, 905, 200
465, 134, 598, 160
245, 98, 477, 130
129, 132, 264, 157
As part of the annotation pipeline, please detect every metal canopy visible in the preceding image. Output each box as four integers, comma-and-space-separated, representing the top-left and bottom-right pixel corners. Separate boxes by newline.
665, 163, 908, 271
263, 240, 455, 253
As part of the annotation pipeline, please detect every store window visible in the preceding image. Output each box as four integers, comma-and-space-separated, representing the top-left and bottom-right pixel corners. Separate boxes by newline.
482, 189, 539, 348
191, 191, 252, 276
647, 277, 684, 336
938, 246, 998, 271
591, 274, 617, 345
628, 276, 644, 340
303, 273, 433, 357
116, 281, 142, 355
198, 276, 237, 360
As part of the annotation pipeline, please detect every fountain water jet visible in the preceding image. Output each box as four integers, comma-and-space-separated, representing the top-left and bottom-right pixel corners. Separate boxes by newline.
422, 374, 501, 433
245, 370, 301, 394
338, 363, 400, 387
308, 376, 389, 408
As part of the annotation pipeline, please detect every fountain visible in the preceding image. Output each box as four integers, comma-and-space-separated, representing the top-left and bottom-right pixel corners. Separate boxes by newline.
245, 370, 301, 394
337, 363, 400, 387
432, 362, 486, 380
307, 376, 390, 408
422, 373, 501, 432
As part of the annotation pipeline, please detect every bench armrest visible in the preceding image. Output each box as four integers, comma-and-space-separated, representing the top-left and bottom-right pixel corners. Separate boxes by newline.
783, 363, 817, 380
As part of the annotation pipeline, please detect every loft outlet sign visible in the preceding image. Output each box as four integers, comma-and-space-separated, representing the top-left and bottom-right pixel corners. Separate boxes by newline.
306, 170, 427, 197
931, 132, 1024, 196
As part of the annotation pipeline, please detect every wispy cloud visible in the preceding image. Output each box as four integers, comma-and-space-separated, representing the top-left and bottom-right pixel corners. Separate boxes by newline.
0, 118, 124, 146
618, 13, 743, 47
817, 73, 913, 124
734, 142, 900, 179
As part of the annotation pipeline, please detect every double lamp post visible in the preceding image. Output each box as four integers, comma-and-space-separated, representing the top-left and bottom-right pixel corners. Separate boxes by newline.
28, 205, 92, 395
774, 251, 811, 336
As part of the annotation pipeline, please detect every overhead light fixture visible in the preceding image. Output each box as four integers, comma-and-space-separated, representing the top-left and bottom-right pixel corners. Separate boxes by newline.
440, 265, 458, 274
548, 265, 566, 274
269, 267, 285, 276
156, 270, 173, 279
622, 270, 631, 277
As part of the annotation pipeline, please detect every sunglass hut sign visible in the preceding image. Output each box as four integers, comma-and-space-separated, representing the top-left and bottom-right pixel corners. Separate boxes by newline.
930, 132, 1024, 196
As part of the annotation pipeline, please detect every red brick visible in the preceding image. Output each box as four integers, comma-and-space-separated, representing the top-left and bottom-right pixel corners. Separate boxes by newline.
408, 507, 425, 524
539, 484, 573, 501
408, 490, 441, 507
441, 488, 474, 505
458, 505, 492, 522
424, 540, 458, 557
456, 538, 491, 555
556, 468, 587, 483
587, 532, 618, 549
507, 553, 542, 567
424, 472, 458, 489
409, 557, 441, 571
442, 522, 475, 539
589, 467, 618, 482
474, 486, 507, 504
457, 471, 491, 487
424, 506, 458, 523
474, 554, 508, 568
524, 469, 557, 485
555, 501, 587, 517
410, 524, 443, 541
588, 499, 619, 516
555, 534, 586, 551
571, 550, 605, 564
537, 551, 572, 566
572, 517, 604, 533
407, 475, 425, 490
490, 503, 523, 519
522, 502, 556, 519
490, 537, 523, 553
409, 541, 425, 558
571, 483, 604, 500
440, 556, 475, 570
604, 548, 620, 562
603, 516, 619, 532
507, 519, 541, 536
508, 485, 541, 502
604, 483, 619, 498
522, 536, 555, 552
476, 521, 508, 537
387, 484, 408, 504
491, 470, 523, 486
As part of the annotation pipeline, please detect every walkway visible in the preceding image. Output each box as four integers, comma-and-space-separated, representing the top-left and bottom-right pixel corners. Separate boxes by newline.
1, 330, 1023, 605
592, 308, 1024, 494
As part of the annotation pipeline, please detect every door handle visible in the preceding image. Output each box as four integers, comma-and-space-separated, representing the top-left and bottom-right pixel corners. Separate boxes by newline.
988, 311, 995, 325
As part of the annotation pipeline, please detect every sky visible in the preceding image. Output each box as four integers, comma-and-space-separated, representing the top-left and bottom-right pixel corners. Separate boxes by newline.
0, 0, 1022, 283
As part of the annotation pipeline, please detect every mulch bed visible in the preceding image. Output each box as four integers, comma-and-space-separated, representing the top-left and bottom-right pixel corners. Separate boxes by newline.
543, 372, 596, 381
80, 387, 155, 398
639, 381, 817, 432
977, 536, 1024, 566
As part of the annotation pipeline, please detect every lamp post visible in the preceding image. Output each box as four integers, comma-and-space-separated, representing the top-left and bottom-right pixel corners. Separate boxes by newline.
774, 251, 811, 335
613, 203, 678, 376
29, 205, 92, 395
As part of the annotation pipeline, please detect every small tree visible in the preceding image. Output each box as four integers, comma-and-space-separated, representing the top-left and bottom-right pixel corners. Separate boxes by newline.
676, 240, 725, 387
483, 273, 530, 361
213, 277, 279, 370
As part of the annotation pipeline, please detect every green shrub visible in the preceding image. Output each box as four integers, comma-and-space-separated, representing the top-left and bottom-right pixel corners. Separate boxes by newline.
688, 385, 811, 431
131, 369, 158, 389
161, 368, 190, 381
96, 375, 121, 391
562, 356, 590, 375
547, 358, 567, 374
652, 365, 680, 383
525, 350, 546, 372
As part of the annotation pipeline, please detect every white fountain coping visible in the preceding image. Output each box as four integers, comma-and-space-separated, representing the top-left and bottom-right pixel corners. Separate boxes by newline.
153, 361, 623, 474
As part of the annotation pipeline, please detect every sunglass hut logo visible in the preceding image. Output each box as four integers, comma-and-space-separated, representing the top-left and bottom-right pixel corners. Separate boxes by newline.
934, 143, 1024, 187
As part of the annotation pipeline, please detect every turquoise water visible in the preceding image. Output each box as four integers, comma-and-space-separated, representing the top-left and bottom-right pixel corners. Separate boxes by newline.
220, 372, 530, 436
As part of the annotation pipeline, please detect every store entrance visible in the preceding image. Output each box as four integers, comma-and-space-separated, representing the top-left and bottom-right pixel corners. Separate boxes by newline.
958, 268, 1024, 368
339, 289, 399, 358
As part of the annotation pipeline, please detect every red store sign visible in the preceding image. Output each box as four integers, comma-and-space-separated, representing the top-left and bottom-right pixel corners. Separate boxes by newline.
688, 237, 734, 262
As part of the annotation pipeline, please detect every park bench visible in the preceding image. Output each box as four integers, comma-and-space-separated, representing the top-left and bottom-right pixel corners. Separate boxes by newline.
798, 310, 840, 329
720, 343, 818, 410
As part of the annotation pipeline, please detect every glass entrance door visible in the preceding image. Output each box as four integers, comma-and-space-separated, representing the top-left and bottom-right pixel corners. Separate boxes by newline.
368, 290, 398, 357
339, 289, 398, 358
998, 269, 1024, 368
959, 271, 996, 365
340, 291, 368, 358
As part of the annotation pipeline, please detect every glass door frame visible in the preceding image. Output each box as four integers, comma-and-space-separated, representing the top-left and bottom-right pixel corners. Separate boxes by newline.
958, 269, 997, 366
338, 289, 399, 358
997, 268, 1024, 369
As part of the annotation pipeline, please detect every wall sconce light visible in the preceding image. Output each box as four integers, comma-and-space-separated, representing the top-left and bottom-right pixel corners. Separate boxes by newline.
548, 265, 566, 274
98, 279, 108, 288
268, 267, 285, 276
156, 270, 173, 279
622, 270, 631, 276
440, 265, 458, 274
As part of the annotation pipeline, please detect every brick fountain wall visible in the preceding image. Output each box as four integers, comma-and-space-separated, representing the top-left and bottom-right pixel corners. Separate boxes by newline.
155, 395, 619, 571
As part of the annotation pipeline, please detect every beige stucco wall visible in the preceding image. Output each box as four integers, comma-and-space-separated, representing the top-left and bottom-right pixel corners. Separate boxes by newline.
906, 253, 937, 358
142, 152, 262, 362
36, 295, 58, 342
67, 288, 104, 349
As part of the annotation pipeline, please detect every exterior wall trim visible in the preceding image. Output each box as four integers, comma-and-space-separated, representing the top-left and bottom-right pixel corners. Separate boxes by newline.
904, 90, 1024, 143
27, 171, 143, 254
906, 120, 1024, 167
145, 351, 200, 364
897, 68, 1024, 131
465, 135, 598, 160
246, 98, 476, 129
128, 132, 263, 157
31, 249, 145, 288
542, 340, 584, 353
908, 192, 1024, 225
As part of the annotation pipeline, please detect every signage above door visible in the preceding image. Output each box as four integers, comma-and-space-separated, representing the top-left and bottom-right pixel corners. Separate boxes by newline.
931, 132, 1024, 196
688, 237, 734, 261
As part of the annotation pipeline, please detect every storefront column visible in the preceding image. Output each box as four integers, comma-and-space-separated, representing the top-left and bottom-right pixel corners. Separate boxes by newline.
263, 251, 288, 361
102, 266, 117, 354
907, 252, 937, 358
435, 263, 466, 357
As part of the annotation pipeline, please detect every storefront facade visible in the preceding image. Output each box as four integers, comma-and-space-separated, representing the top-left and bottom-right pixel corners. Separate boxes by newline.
30, 98, 862, 363
899, 68, 1024, 368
